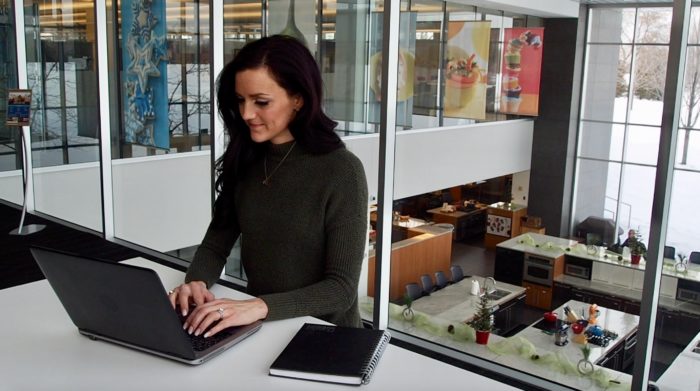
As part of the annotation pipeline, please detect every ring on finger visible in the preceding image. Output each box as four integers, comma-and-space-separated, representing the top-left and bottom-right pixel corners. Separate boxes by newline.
217, 307, 224, 320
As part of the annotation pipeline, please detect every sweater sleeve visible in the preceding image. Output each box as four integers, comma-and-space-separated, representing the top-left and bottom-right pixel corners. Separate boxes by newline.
185, 218, 241, 289
258, 154, 368, 324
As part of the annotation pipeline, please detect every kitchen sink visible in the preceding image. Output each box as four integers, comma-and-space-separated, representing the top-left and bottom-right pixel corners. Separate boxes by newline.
483, 289, 512, 301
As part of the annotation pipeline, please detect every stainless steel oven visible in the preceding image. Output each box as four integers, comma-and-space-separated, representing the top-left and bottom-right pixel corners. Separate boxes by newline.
522, 254, 554, 286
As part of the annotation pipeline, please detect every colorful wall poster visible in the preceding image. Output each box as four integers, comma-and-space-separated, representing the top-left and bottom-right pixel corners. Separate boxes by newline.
487, 214, 511, 237
368, 12, 416, 128
500, 28, 544, 116
444, 21, 491, 120
121, 0, 169, 149
6, 89, 32, 126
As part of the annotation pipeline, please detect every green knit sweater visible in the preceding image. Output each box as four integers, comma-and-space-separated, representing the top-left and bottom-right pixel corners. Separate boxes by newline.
185, 141, 368, 327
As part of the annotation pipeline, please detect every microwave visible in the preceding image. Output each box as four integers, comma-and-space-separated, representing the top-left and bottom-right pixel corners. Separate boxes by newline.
676, 279, 700, 305
564, 257, 592, 280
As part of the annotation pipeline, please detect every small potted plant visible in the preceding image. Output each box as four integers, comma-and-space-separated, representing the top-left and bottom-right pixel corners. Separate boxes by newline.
628, 232, 647, 265
468, 294, 493, 345
402, 294, 414, 321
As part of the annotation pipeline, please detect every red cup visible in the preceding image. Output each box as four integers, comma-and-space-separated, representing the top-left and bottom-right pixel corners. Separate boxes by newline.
544, 312, 558, 322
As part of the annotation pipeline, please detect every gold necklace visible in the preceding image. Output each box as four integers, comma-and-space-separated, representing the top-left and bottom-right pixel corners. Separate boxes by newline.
263, 141, 296, 186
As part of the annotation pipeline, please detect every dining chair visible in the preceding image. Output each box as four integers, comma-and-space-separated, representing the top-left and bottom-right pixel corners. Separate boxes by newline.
435, 271, 449, 289
405, 282, 423, 302
663, 246, 675, 260
690, 251, 700, 265
450, 265, 465, 283
420, 274, 435, 295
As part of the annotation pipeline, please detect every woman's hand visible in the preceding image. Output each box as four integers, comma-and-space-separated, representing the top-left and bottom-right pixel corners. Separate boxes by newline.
168, 281, 215, 316
183, 298, 269, 338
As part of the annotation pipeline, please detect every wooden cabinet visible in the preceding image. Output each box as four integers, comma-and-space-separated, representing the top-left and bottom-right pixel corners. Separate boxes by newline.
523, 281, 552, 310
367, 232, 452, 301
484, 203, 527, 249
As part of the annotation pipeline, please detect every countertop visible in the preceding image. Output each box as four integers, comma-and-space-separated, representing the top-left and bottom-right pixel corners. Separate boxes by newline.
499, 233, 700, 283
555, 274, 700, 316
488, 202, 527, 212
409, 276, 526, 324
497, 233, 577, 259
656, 330, 700, 390
368, 223, 452, 255
359, 297, 632, 390
517, 300, 639, 365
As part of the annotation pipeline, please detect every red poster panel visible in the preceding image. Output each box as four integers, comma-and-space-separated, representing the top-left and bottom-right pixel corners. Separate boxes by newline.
500, 28, 544, 116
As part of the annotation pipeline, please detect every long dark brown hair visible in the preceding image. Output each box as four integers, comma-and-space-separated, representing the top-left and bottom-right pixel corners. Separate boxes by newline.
213, 35, 343, 227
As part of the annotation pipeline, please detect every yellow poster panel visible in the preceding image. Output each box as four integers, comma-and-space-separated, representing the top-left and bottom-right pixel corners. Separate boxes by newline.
444, 21, 491, 120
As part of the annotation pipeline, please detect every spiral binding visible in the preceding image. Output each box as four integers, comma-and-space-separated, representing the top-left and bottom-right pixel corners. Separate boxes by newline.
360, 331, 392, 385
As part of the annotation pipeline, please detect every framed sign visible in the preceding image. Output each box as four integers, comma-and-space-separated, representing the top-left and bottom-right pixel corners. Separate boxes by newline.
6, 89, 32, 126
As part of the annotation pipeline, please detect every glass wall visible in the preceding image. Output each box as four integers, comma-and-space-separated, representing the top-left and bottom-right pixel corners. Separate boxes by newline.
575, 4, 700, 387
0, 0, 22, 204
23, 0, 103, 230
109, 0, 213, 254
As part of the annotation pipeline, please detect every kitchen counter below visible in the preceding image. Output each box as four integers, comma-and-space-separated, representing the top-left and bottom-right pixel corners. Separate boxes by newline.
358, 296, 632, 390
518, 300, 639, 366
497, 233, 577, 259
556, 274, 700, 316
409, 276, 525, 324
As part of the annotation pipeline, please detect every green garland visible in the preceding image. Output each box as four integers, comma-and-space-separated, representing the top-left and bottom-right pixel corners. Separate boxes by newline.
360, 299, 629, 389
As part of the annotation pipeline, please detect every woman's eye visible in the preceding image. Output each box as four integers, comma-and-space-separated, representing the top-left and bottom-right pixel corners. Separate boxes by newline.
255, 100, 269, 106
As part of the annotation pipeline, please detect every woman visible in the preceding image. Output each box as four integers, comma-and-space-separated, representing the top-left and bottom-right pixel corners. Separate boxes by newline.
168, 35, 369, 338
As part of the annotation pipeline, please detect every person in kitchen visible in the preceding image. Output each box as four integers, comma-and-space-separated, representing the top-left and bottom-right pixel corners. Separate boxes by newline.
167, 35, 369, 337
621, 229, 637, 248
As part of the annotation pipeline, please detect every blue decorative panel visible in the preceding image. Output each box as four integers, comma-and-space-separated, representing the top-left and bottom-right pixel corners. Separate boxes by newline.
121, 0, 169, 149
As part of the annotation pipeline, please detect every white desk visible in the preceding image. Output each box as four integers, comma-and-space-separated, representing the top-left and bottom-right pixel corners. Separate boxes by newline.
656, 330, 700, 391
1, 257, 518, 390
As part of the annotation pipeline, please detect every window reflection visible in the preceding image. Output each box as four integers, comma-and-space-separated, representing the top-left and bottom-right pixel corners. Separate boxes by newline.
26, 0, 100, 168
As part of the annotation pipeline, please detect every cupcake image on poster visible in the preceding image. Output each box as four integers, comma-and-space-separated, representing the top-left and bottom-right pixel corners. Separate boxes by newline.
500, 28, 544, 116
444, 51, 483, 109
444, 21, 491, 120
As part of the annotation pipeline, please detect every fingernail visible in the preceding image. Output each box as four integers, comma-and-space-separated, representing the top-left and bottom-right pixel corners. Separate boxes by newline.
182, 323, 187, 330
182, 310, 187, 316
203, 332, 209, 338
188, 327, 193, 334
194, 329, 200, 336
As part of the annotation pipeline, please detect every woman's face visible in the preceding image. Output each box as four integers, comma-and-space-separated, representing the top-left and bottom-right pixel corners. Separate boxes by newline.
235, 67, 302, 144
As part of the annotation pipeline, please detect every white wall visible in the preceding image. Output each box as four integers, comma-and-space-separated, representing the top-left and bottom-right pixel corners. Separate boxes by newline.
18, 153, 211, 253
0, 171, 24, 205
9, 121, 533, 255
33, 162, 103, 231
345, 119, 534, 201
112, 152, 212, 252
512, 170, 531, 205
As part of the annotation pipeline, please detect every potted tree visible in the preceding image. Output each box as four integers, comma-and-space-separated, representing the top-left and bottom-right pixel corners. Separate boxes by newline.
628, 232, 647, 265
468, 294, 493, 345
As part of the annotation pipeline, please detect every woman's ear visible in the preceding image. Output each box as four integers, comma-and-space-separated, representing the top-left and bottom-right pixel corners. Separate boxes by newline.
294, 95, 304, 111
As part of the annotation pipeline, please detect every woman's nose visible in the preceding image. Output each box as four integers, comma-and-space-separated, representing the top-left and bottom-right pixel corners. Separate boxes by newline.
240, 102, 255, 120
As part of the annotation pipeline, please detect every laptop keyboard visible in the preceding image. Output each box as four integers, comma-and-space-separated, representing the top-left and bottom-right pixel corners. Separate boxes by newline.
177, 310, 235, 352
188, 329, 234, 351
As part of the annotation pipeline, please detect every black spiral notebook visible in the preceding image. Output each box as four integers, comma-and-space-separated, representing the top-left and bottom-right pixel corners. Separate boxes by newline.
269, 323, 391, 385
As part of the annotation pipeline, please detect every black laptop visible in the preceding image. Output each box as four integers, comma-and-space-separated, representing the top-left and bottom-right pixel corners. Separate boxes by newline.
31, 246, 262, 365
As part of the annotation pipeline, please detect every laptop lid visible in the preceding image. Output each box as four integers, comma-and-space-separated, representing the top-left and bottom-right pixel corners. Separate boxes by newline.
30, 246, 261, 365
